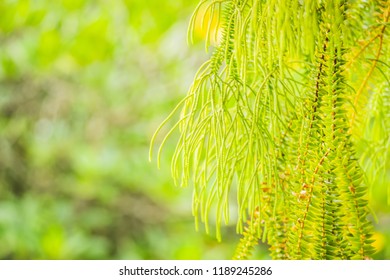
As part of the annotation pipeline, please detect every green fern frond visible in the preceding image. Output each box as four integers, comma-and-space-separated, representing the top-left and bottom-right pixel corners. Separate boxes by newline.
151, 0, 388, 259
233, 207, 261, 260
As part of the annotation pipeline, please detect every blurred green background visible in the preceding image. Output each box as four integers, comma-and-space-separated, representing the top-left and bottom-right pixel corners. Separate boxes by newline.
0, 0, 388, 259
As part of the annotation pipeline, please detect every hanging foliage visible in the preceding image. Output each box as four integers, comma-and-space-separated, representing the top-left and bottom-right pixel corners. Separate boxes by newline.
151, 0, 389, 259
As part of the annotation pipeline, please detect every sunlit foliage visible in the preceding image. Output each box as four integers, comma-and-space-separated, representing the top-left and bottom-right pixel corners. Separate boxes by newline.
152, 0, 390, 259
